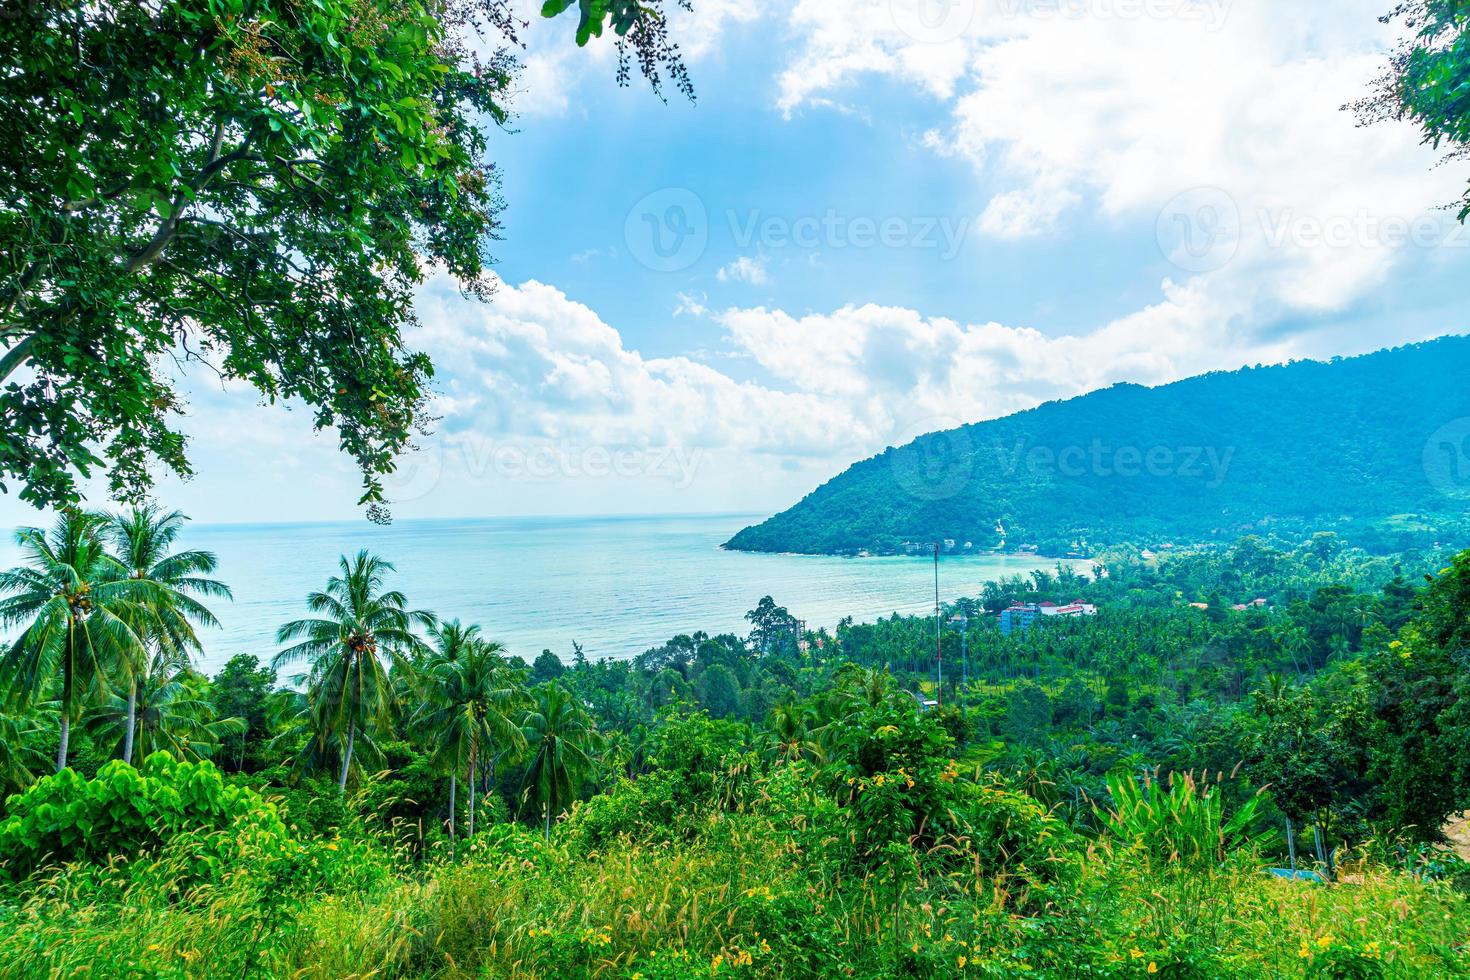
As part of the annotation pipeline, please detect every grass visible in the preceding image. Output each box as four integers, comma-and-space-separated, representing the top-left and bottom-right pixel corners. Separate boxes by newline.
2, 800, 1465, 979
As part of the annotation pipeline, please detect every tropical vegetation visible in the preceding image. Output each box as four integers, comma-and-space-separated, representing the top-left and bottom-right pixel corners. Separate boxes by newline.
0, 513, 1468, 976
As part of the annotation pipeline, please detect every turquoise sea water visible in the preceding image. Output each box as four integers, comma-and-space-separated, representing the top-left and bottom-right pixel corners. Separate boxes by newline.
0, 514, 1085, 674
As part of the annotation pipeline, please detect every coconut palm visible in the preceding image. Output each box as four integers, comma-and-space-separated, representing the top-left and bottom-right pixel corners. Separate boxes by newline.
766, 701, 824, 765
0, 703, 56, 794
0, 510, 150, 770
107, 505, 231, 763
85, 652, 243, 761
274, 551, 433, 794
414, 627, 526, 852
520, 683, 601, 839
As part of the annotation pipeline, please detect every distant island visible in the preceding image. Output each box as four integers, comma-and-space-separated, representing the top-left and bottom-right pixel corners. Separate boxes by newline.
726, 335, 1470, 557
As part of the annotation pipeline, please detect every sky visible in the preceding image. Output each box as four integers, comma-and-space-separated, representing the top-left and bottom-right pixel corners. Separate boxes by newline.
4, 0, 1469, 528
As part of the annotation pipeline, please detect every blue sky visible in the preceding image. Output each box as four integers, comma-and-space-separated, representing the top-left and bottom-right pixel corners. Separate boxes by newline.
3, 0, 1468, 529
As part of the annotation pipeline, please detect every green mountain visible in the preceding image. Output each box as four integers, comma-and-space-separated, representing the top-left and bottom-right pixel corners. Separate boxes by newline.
726, 336, 1470, 556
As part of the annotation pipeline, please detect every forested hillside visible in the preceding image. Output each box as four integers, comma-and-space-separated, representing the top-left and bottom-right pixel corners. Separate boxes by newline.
726, 336, 1470, 556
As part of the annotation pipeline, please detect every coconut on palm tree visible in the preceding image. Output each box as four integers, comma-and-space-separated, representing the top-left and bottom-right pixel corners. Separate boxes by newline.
0, 510, 151, 770
414, 622, 526, 853
274, 551, 433, 794
106, 505, 231, 764
520, 682, 601, 840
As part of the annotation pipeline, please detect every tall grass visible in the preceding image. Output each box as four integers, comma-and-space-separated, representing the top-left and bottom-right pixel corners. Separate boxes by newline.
4, 809, 1463, 979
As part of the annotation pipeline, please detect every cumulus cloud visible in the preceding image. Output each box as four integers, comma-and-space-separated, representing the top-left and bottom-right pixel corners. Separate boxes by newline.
408, 274, 1299, 481
775, 0, 1468, 340
412, 276, 856, 458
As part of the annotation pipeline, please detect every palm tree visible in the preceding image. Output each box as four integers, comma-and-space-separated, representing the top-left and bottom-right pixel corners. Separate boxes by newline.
0, 703, 56, 794
414, 623, 526, 852
107, 505, 231, 764
766, 701, 824, 765
520, 683, 600, 839
0, 511, 150, 770
85, 652, 243, 761
274, 551, 433, 794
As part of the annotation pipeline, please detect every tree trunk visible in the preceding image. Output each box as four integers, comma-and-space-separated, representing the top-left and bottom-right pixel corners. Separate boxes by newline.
56, 711, 70, 772
337, 722, 355, 795
1285, 816, 1297, 873
467, 753, 476, 838
544, 804, 551, 841
122, 678, 137, 766
448, 772, 457, 860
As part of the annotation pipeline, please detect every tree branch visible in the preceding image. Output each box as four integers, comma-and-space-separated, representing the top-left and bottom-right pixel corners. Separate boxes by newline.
0, 334, 37, 385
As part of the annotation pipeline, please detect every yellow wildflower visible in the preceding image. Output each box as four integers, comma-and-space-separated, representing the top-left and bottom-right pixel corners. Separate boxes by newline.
1147, 964, 1158, 974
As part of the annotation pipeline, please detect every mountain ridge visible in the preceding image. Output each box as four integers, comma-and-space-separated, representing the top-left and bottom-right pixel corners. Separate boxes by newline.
724, 335, 1470, 556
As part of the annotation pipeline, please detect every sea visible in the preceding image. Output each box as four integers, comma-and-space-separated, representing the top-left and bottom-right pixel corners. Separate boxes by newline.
0, 514, 1086, 675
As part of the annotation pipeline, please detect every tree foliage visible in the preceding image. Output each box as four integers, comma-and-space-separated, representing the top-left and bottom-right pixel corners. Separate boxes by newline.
0, 0, 693, 515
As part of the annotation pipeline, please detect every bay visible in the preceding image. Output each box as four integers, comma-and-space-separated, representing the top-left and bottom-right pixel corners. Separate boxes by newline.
0, 514, 1087, 674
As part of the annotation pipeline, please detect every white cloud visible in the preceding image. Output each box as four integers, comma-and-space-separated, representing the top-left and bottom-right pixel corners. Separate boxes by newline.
408, 274, 1303, 483
768, 0, 1469, 370
716, 255, 770, 285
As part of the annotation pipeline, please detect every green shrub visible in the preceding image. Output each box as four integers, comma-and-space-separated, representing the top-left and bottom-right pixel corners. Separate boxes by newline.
1096, 769, 1269, 870
0, 752, 289, 879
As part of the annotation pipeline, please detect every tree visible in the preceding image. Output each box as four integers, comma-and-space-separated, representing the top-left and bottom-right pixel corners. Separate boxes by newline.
1357, 1, 1470, 220
0, 0, 694, 513
766, 701, 823, 765
106, 505, 230, 764
414, 624, 525, 851
274, 551, 433, 793
1004, 681, 1053, 747
1361, 552, 1470, 841
520, 683, 600, 839
745, 596, 800, 655
0, 510, 149, 770
85, 655, 242, 761
0, 704, 55, 794
209, 653, 278, 772
696, 663, 740, 719
531, 649, 566, 685
1245, 685, 1338, 869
